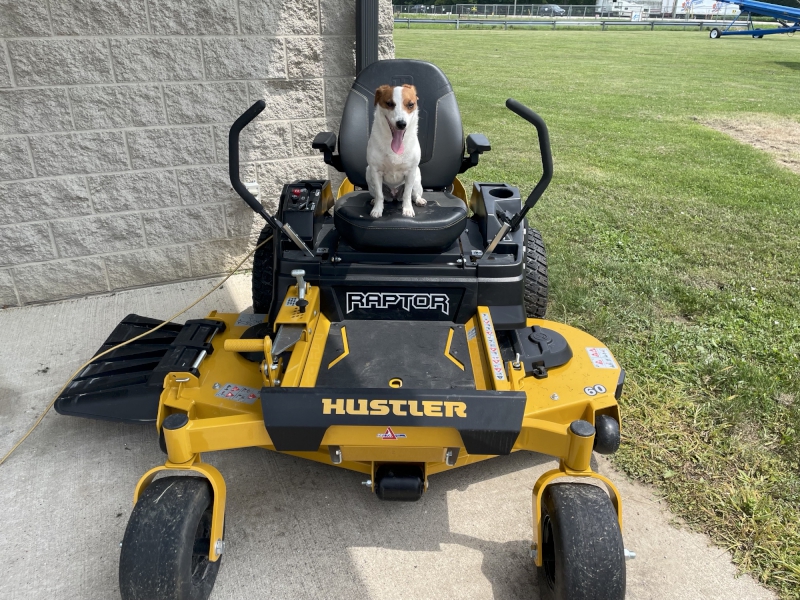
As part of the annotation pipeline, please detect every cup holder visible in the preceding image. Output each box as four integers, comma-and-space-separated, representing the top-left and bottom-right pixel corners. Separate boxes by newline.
488, 187, 514, 198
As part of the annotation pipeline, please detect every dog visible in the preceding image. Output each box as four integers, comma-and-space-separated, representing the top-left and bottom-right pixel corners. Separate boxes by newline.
366, 84, 426, 218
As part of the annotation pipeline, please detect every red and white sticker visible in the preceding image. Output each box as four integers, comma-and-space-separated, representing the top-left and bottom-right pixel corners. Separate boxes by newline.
377, 426, 407, 440
215, 383, 260, 404
586, 347, 617, 369
481, 311, 506, 381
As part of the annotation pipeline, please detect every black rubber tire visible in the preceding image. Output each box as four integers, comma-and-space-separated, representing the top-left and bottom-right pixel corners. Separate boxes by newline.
252, 225, 274, 315
524, 226, 549, 318
710, 28, 720, 39
119, 477, 221, 600
538, 483, 625, 600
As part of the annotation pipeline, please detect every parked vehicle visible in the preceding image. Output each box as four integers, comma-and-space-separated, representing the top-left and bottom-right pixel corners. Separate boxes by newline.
539, 4, 567, 16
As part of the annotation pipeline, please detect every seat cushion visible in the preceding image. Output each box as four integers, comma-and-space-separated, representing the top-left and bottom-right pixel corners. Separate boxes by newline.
334, 190, 467, 251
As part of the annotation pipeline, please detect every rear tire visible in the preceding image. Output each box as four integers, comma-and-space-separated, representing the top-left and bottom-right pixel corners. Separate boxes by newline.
524, 227, 549, 318
119, 477, 222, 600
538, 483, 625, 600
252, 225, 275, 315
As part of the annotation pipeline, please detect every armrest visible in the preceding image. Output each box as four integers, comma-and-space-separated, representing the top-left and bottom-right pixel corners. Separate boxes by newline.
459, 133, 491, 174
311, 132, 343, 172
312, 131, 336, 153
466, 133, 491, 154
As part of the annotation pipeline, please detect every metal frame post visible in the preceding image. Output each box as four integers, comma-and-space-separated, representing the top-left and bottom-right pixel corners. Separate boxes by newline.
356, 0, 379, 75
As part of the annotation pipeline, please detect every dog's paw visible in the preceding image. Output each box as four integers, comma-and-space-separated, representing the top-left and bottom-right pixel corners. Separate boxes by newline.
414, 196, 427, 206
370, 206, 384, 218
402, 205, 415, 217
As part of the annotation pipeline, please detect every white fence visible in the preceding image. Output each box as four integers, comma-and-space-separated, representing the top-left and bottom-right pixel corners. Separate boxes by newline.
393, 3, 740, 19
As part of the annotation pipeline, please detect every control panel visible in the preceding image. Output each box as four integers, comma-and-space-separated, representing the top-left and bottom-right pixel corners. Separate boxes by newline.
279, 180, 333, 245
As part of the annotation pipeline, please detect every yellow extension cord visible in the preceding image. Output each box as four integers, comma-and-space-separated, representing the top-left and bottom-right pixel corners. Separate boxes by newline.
0, 235, 273, 468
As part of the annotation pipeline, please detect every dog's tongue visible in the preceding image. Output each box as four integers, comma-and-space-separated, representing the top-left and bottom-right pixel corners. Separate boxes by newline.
391, 129, 405, 154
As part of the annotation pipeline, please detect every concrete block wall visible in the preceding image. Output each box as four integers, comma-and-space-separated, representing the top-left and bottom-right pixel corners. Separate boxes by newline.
0, 0, 394, 306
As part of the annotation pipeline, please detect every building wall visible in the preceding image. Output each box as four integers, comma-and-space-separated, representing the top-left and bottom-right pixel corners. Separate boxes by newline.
0, 0, 394, 306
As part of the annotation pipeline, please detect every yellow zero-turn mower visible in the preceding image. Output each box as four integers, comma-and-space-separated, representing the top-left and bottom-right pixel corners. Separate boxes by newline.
56, 60, 627, 600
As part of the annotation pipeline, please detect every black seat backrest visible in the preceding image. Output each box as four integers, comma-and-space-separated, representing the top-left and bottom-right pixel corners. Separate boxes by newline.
338, 59, 464, 190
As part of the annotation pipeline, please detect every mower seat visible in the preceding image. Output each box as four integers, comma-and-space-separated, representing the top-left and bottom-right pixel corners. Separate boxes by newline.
334, 190, 467, 251
323, 59, 472, 251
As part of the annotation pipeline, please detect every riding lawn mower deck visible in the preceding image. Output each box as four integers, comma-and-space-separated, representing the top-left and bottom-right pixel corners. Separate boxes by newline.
55, 60, 628, 600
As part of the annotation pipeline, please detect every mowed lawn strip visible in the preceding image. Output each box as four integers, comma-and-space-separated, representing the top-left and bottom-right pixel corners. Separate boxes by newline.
394, 29, 800, 597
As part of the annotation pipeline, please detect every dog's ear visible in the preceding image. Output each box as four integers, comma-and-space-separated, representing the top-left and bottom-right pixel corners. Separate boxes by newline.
374, 85, 392, 106
402, 84, 418, 102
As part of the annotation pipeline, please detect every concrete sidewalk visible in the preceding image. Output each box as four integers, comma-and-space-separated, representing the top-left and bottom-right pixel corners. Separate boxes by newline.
0, 275, 774, 600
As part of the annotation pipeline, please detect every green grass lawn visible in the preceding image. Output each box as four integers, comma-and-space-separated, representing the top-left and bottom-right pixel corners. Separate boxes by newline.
395, 29, 800, 597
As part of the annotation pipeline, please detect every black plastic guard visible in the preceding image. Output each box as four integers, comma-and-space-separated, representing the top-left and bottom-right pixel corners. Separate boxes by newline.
261, 387, 527, 455
54, 314, 225, 423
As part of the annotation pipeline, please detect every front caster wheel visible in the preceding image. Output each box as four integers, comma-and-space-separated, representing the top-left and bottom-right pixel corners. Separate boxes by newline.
709, 27, 721, 39
120, 477, 222, 600
538, 483, 625, 600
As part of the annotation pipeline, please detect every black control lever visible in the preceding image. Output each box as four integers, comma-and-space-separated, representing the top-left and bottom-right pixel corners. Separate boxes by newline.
485, 99, 553, 255
229, 100, 314, 258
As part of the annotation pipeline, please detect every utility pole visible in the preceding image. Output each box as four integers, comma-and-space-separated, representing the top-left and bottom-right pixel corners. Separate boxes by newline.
671, 0, 679, 18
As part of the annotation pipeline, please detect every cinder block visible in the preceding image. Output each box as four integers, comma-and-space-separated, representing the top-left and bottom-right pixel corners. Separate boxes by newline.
142, 205, 226, 245
291, 118, 327, 157
224, 202, 262, 238
89, 171, 180, 213
0, 269, 18, 307
8, 40, 113, 87
0, 178, 92, 224
13, 256, 108, 304
324, 77, 354, 120
149, 0, 238, 35
378, 34, 395, 60
189, 236, 254, 277
29, 131, 129, 177
247, 79, 324, 120
111, 38, 203, 83
127, 126, 214, 169
213, 121, 291, 163
51, 213, 145, 258
0, 0, 51, 37
0, 43, 11, 88
379, 0, 394, 35
105, 245, 191, 289
0, 222, 55, 267
320, 0, 355, 35
0, 137, 34, 181
69, 85, 165, 130
256, 157, 327, 211
0, 89, 73, 135
176, 164, 256, 205
50, 0, 148, 35
286, 37, 356, 79
240, 0, 319, 36
203, 38, 285, 80
164, 82, 248, 125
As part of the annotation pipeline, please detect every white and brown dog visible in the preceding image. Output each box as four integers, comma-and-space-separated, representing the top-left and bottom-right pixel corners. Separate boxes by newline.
366, 84, 426, 218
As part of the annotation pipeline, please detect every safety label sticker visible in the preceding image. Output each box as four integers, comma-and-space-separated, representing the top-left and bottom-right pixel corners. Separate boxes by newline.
377, 426, 407, 440
235, 313, 267, 327
466, 327, 477, 340
215, 383, 260, 404
481, 311, 506, 381
285, 297, 298, 306
586, 347, 617, 369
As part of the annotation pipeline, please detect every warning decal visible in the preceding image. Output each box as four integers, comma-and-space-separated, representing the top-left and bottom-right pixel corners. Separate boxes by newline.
481, 311, 506, 381
377, 426, 407, 440
586, 347, 618, 369
215, 383, 261, 404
